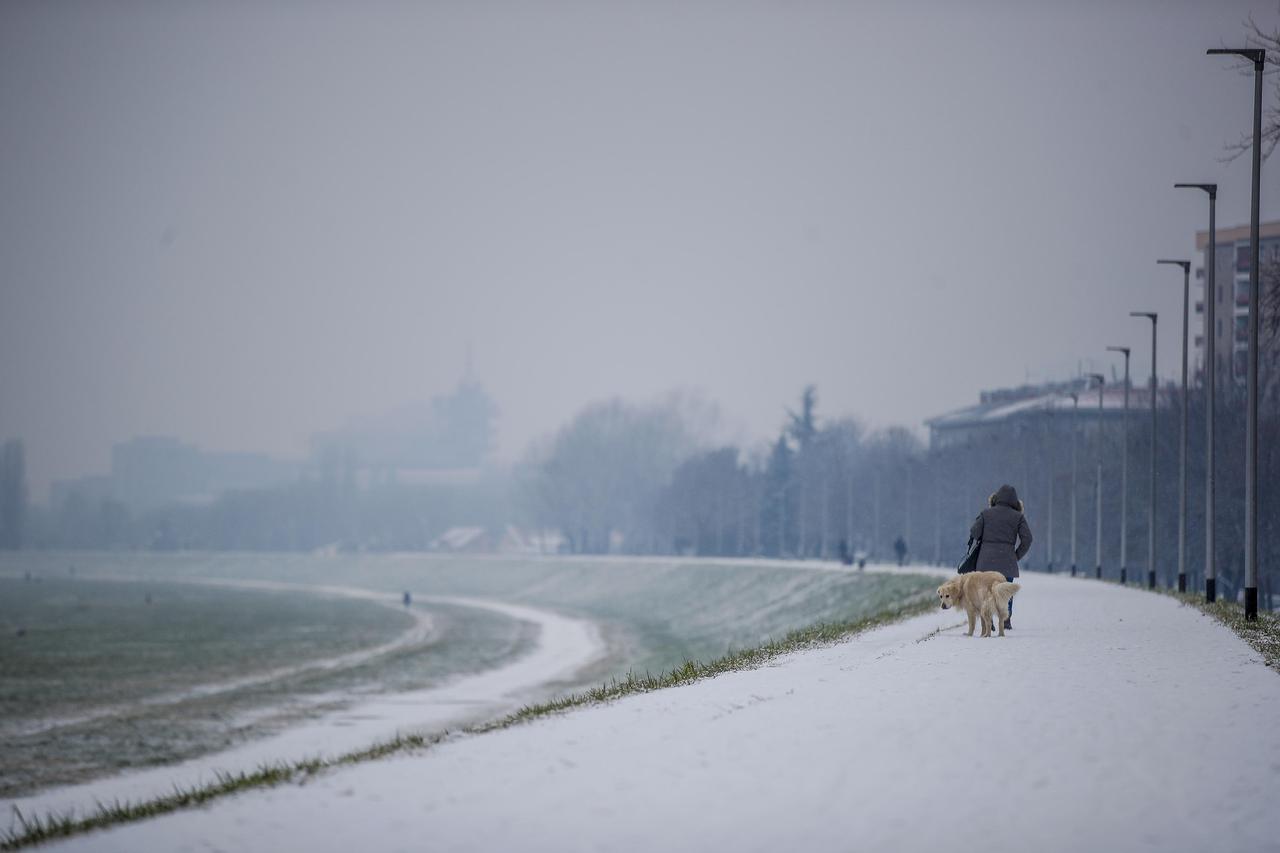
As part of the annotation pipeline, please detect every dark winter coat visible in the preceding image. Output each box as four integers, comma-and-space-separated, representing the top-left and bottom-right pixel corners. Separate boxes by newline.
969, 484, 1032, 578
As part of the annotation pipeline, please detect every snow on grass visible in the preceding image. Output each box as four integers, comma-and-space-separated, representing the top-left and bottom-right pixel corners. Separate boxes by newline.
1, 595, 605, 845
19, 569, 1280, 853
1164, 591, 1280, 670
0, 593, 934, 850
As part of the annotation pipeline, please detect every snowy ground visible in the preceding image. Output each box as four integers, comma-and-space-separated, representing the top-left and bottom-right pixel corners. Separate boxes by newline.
6, 591, 603, 825
8, 577, 442, 740
26, 567, 1280, 853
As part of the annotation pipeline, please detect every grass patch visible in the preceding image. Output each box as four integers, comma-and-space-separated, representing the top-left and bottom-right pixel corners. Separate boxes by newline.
1, 589, 936, 850
471, 594, 936, 734
1164, 591, 1280, 672
1, 732, 442, 851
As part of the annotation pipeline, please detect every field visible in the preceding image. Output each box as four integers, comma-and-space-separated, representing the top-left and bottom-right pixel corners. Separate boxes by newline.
0, 552, 936, 798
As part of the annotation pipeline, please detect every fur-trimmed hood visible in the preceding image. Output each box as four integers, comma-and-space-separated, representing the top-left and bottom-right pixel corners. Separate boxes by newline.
988, 484, 1024, 513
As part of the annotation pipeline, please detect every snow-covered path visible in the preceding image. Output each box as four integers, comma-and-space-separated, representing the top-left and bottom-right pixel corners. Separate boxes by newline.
37, 571, 1280, 853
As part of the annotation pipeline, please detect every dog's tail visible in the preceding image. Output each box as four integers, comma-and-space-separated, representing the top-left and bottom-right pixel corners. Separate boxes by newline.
992, 582, 1021, 611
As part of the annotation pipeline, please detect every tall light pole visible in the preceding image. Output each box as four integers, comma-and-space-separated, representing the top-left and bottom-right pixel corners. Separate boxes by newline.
1208, 46, 1265, 620
932, 450, 941, 566
1106, 346, 1131, 584
1175, 182, 1217, 602
1069, 391, 1079, 577
1045, 405, 1055, 572
873, 467, 881, 560
1159, 260, 1192, 593
1086, 373, 1106, 580
1131, 312, 1158, 589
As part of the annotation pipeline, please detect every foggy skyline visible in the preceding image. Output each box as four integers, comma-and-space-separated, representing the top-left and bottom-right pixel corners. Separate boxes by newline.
3, 0, 1277, 500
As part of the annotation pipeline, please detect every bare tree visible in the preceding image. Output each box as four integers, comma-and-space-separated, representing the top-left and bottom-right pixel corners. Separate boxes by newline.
1222, 15, 1280, 163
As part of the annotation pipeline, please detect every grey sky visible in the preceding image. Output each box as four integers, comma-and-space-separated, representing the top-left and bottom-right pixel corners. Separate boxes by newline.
2, 0, 1277, 500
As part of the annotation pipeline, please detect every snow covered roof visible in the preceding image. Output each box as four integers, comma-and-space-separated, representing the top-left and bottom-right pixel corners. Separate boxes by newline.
431, 526, 490, 552
927, 382, 1171, 431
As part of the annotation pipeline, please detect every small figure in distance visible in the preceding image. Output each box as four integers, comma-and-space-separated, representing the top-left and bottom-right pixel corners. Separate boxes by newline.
838, 539, 854, 566
893, 536, 908, 566
403, 591, 412, 607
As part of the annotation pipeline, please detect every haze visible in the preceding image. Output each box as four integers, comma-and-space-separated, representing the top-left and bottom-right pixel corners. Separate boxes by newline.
2, 0, 1276, 499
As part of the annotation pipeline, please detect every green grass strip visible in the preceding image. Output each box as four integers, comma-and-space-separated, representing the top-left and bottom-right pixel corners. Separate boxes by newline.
1, 732, 443, 851
1163, 591, 1280, 671
2, 590, 937, 851
470, 594, 936, 734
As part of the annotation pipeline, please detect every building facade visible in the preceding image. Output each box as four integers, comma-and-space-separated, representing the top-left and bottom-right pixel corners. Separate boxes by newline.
926, 379, 1145, 450
1194, 219, 1280, 384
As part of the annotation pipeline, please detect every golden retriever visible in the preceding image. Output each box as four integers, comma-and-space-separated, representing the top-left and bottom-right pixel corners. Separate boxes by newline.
936, 572, 1021, 637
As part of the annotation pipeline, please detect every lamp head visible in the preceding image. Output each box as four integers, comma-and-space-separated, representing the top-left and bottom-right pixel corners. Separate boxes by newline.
1106, 346, 1130, 357
1129, 311, 1157, 322
1174, 182, 1217, 198
1157, 259, 1191, 272
1207, 47, 1265, 65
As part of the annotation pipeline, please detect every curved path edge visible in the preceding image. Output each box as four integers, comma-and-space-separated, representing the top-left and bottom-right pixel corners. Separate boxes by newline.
35, 568, 1280, 853
4, 584, 606, 824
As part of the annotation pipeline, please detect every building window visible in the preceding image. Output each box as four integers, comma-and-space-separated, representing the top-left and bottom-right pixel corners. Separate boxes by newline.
1236, 244, 1251, 272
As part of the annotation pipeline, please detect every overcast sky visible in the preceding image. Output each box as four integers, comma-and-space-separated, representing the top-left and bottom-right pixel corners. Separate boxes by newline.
2, 0, 1278, 500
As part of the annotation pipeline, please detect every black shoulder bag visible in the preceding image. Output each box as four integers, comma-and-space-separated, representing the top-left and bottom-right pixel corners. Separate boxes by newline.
957, 519, 981, 574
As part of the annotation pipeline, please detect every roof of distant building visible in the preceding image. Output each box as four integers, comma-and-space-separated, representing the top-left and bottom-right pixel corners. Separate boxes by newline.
926, 380, 1171, 432
1195, 219, 1280, 250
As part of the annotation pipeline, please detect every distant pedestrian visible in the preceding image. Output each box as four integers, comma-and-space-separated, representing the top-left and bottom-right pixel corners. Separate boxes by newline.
893, 536, 908, 566
402, 591, 412, 607
969, 484, 1032, 630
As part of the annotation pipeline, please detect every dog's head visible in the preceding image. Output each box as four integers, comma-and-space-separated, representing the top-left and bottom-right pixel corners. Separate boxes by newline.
936, 579, 963, 610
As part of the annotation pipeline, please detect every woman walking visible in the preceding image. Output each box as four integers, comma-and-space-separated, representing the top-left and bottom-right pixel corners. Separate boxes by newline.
970, 484, 1033, 630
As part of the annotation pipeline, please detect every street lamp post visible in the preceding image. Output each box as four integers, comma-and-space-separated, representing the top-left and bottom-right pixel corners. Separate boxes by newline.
1159, 260, 1192, 593
1086, 373, 1106, 580
1207, 46, 1265, 620
1106, 346, 1131, 584
873, 467, 881, 560
1131, 313, 1158, 589
1045, 408, 1055, 573
933, 451, 942, 566
1069, 391, 1079, 577
1174, 182, 1217, 603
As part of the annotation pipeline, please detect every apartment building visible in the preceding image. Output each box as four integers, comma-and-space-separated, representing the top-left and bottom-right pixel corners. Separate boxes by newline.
1194, 219, 1280, 383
